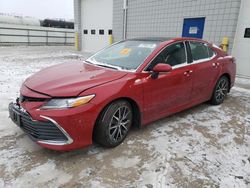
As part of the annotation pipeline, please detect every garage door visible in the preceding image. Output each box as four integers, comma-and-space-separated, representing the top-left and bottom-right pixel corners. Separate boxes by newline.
81, 0, 113, 53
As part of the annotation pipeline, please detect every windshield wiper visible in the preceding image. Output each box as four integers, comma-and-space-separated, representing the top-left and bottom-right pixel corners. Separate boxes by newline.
96, 64, 119, 70
84, 59, 134, 71
87, 60, 122, 70
84, 60, 92, 64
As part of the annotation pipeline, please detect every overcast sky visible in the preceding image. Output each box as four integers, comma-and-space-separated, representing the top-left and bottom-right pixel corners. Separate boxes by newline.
0, 0, 74, 20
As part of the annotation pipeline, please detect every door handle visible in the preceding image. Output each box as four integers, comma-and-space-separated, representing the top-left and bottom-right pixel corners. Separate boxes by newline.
212, 62, 220, 67
184, 70, 193, 76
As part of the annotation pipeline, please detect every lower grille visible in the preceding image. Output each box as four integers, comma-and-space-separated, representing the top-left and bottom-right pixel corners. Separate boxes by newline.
9, 103, 68, 142
21, 115, 67, 141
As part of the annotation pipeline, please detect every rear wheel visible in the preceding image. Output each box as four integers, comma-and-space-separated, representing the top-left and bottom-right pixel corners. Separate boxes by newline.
210, 76, 229, 105
94, 100, 133, 147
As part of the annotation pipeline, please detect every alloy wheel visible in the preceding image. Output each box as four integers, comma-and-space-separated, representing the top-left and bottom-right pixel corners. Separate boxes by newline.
109, 106, 132, 142
215, 78, 228, 102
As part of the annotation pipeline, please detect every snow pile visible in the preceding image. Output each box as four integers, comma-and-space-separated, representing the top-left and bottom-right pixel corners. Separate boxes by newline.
135, 88, 250, 187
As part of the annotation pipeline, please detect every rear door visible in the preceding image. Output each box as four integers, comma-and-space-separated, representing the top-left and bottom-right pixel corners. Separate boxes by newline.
142, 42, 193, 122
187, 41, 221, 102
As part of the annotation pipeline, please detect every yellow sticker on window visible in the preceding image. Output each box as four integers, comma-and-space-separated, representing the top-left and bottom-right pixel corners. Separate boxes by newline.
120, 48, 131, 55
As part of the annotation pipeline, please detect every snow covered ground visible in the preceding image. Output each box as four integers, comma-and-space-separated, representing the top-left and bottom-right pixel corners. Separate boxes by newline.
0, 46, 249, 188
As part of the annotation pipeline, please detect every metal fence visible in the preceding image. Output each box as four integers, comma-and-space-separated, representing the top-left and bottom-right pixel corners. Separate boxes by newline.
0, 26, 75, 46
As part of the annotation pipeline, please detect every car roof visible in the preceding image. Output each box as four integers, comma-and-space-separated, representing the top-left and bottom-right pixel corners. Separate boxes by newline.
128, 37, 173, 42
127, 37, 208, 43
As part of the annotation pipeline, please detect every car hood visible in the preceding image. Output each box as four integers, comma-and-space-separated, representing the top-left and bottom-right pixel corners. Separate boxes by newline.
24, 62, 127, 97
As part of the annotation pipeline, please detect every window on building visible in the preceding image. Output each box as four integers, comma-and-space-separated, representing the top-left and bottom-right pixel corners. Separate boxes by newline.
108, 30, 112, 35
244, 28, 250, 38
91, 30, 95, 35
83, 30, 88, 34
189, 42, 210, 61
99, 30, 104, 35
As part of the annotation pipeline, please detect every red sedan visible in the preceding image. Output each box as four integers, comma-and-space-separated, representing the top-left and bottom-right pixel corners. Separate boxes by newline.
9, 37, 236, 151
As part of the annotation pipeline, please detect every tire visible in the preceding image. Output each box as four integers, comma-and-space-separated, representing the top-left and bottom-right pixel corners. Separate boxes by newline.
210, 76, 229, 105
93, 100, 133, 147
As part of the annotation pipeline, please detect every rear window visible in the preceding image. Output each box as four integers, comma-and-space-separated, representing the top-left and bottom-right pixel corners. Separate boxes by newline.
189, 42, 210, 61
208, 47, 215, 58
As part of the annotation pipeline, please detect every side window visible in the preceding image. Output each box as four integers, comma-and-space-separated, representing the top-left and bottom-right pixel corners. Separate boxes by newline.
148, 42, 186, 70
189, 42, 209, 61
207, 47, 215, 58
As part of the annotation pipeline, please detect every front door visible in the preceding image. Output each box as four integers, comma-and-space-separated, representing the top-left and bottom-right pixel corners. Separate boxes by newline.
182, 17, 205, 39
142, 42, 193, 123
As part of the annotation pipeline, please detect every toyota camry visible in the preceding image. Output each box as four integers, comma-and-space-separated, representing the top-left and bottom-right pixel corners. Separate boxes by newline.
9, 37, 236, 151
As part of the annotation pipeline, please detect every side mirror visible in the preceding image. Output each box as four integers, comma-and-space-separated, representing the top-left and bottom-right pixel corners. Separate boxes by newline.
151, 63, 172, 79
152, 63, 172, 73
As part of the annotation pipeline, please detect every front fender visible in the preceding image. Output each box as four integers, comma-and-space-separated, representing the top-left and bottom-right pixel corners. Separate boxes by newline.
78, 73, 144, 125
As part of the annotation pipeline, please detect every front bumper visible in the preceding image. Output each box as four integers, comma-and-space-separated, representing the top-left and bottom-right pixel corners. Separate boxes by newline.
8, 100, 100, 151
9, 103, 73, 146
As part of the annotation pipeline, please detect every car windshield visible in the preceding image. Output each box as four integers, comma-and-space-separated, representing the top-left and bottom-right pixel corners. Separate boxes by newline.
87, 40, 160, 71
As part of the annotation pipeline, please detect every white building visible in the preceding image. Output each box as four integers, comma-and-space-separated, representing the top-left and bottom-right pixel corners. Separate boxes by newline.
232, 0, 250, 78
74, 0, 250, 78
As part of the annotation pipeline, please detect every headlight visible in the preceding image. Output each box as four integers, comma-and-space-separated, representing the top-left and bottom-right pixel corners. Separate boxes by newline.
41, 94, 95, 110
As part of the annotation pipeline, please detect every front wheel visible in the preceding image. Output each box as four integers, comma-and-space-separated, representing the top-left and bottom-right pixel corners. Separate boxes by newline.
93, 100, 133, 147
210, 76, 229, 105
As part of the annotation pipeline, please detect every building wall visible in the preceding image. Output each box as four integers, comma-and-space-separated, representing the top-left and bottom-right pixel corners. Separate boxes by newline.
113, 0, 124, 41
232, 0, 250, 78
74, 0, 82, 50
113, 0, 241, 53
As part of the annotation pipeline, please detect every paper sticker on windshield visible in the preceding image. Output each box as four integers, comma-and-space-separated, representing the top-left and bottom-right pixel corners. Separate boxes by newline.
120, 48, 131, 55
138, 44, 156, 48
